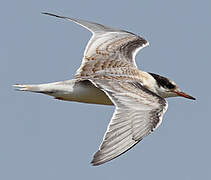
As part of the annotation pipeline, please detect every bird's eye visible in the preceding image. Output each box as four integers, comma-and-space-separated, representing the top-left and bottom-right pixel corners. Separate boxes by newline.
148, 73, 177, 90
154, 75, 176, 89
166, 82, 176, 89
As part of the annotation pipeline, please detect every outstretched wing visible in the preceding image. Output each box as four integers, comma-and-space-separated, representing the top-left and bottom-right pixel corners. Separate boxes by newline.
42, 13, 149, 78
90, 79, 168, 166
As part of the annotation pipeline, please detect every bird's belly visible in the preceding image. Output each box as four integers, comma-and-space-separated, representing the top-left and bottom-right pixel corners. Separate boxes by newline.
53, 80, 113, 105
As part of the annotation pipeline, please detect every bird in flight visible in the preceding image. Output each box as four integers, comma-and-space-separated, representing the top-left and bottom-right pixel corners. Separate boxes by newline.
14, 12, 195, 166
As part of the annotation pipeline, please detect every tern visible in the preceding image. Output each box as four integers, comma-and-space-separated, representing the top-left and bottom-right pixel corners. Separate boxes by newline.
14, 12, 195, 166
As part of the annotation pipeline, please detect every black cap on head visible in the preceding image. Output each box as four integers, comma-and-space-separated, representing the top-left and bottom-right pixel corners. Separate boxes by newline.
148, 72, 176, 89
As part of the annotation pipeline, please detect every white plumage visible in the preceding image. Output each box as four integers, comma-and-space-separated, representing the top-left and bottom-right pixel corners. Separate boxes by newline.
14, 12, 195, 166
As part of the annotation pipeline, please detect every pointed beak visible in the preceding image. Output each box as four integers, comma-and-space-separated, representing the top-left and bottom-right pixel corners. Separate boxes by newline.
174, 91, 196, 100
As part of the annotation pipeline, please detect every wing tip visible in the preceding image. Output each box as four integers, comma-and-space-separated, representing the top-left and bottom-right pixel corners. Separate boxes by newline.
90, 159, 100, 166
90, 150, 102, 166
41, 12, 67, 19
90, 150, 112, 166
90, 158, 108, 166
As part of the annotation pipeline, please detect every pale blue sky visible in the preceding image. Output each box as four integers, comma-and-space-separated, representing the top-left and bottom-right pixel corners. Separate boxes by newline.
1, 0, 211, 179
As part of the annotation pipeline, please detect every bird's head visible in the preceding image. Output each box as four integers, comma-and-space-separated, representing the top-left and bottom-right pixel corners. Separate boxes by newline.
148, 72, 196, 100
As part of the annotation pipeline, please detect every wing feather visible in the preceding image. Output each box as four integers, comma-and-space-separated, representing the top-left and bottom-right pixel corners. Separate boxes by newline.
90, 79, 168, 166
42, 13, 166, 166
42, 12, 149, 78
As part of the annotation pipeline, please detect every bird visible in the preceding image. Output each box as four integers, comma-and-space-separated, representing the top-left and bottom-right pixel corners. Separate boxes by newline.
13, 12, 195, 166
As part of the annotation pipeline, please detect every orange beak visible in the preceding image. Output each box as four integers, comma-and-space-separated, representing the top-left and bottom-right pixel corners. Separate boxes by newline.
175, 91, 196, 100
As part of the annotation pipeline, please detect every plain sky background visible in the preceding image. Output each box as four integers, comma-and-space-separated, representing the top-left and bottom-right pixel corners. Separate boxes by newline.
1, 0, 210, 179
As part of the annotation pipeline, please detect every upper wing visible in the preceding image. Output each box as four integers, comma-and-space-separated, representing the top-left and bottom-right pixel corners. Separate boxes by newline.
90, 79, 168, 166
42, 13, 149, 78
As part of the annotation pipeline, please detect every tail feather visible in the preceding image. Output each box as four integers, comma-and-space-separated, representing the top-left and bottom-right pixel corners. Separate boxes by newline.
13, 84, 42, 92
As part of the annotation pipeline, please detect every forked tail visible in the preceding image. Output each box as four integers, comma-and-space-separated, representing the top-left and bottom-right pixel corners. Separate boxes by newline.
13, 84, 43, 93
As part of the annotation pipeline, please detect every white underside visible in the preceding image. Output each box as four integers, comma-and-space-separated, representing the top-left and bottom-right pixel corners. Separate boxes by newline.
14, 79, 113, 105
